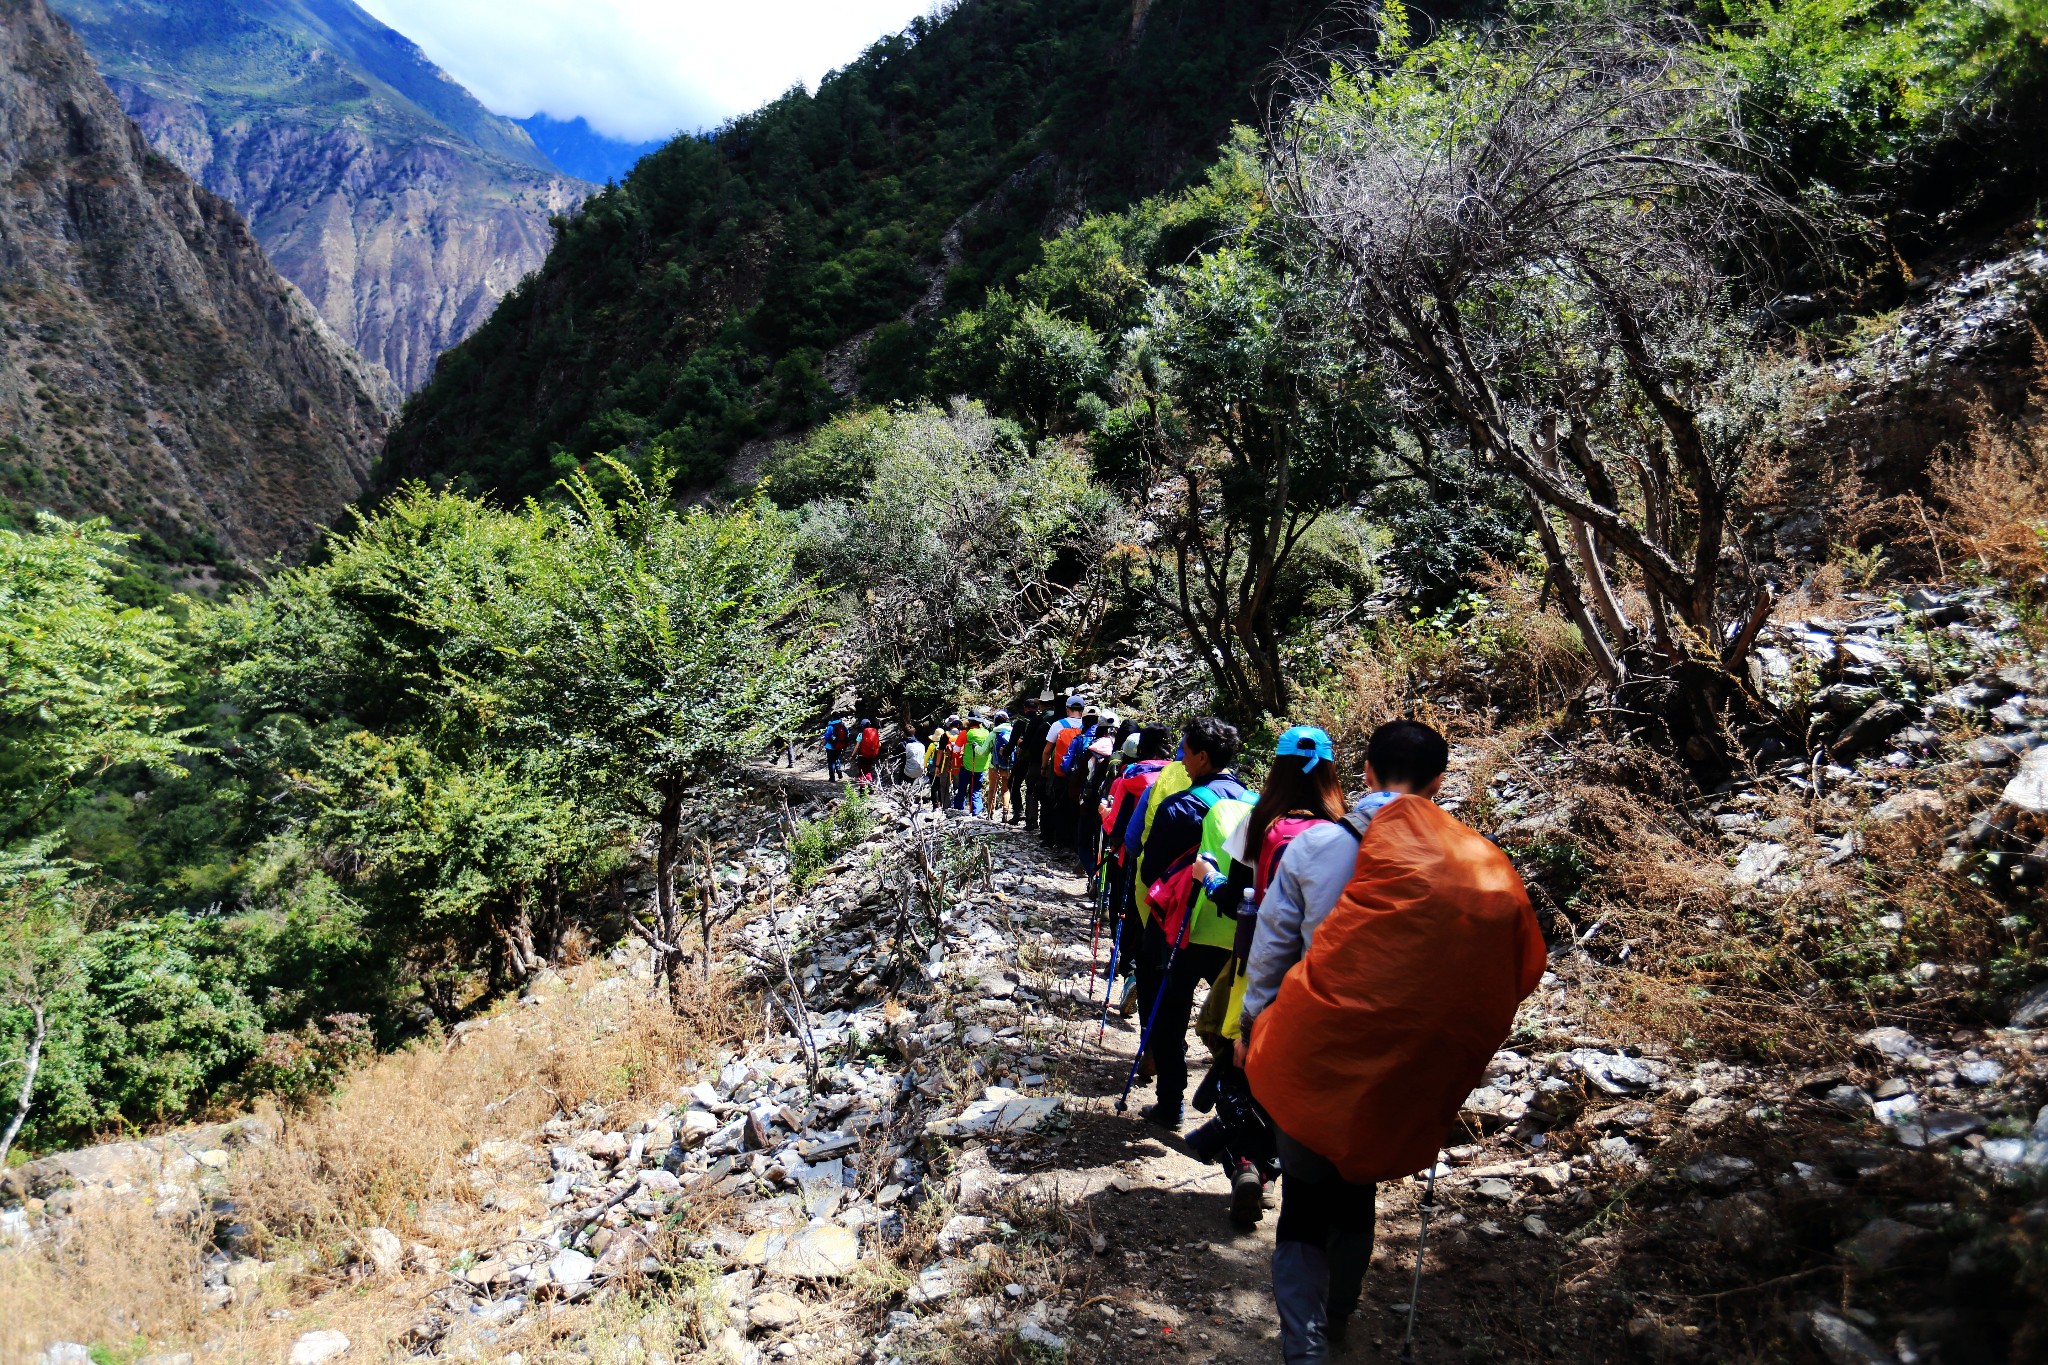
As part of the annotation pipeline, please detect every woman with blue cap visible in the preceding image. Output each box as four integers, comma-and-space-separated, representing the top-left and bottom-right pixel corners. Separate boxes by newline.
1181, 725, 1350, 1226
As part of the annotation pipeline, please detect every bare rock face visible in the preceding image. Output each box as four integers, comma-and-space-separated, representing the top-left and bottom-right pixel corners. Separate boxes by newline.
112, 82, 585, 393
0, 0, 391, 564
52, 0, 593, 395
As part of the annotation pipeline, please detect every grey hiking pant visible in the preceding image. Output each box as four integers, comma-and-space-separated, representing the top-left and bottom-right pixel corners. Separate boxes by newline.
1272, 1129, 1377, 1364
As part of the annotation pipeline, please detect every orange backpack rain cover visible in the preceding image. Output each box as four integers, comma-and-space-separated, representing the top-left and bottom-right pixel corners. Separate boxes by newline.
1245, 796, 1546, 1185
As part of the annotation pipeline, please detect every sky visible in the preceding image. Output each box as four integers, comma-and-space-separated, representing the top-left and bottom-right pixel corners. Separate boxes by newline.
355, 0, 939, 142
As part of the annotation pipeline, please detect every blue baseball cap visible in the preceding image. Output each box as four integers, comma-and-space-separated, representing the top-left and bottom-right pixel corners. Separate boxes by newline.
1275, 725, 1335, 773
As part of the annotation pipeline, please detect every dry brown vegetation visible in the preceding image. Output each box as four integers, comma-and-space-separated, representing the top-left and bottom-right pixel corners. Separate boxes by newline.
2, 964, 750, 1365
1934, 385, 2048, 610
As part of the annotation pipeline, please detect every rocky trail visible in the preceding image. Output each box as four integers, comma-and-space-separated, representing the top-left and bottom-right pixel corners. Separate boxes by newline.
11, 579, 2048, 1365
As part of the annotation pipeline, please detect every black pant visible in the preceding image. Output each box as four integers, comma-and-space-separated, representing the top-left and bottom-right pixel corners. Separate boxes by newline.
1014, 765, 1037, 825
1042, 777, 1071, 846
1137, 917, 1229, 1111
1273, 1128, 1377, 1358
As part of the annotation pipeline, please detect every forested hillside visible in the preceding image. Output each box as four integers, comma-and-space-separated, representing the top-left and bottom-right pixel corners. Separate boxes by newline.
380, 0, 1353, 496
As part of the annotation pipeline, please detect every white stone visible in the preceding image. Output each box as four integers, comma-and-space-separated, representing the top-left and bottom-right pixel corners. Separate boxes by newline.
1729, 842, 1789, 887
363, 1227, 402, 1275
924, 1088, 1062, 1138
935, 1214, 991, 1254
288, 1330, 351, 1365
749, 1290, 804, 1330
736, 1222, 859, 1279
2002, 746, 2048, 813
546, 1248, 596, 1290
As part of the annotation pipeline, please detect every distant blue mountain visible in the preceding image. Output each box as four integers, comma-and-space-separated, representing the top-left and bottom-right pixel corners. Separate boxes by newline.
516, 114, 669, 185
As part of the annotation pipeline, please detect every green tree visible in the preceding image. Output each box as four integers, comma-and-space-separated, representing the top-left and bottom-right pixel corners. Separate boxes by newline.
476, 466, 821, 1006
0, 516, 191, 844
788, 402, 1113, 716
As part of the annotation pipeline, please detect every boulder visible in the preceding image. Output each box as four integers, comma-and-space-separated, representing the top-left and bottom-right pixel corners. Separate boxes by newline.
2011, 981, 2048, 1029
748, 1289, 804, 1330
2002, 746, 2048, 813
736, 1221, 859, 1279
1856, 1027, 1919, 1060
1682, 1155, 1756, 1189
1806, 1309, 1899, 1365
288, 1332, 350, 1365
362, 1226, 402, 1276
1832, 701, 1912, 757
924, 1088, 1062, 1138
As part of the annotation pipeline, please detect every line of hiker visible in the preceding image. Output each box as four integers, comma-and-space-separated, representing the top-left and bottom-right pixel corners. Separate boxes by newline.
1094, 715, 1546, 1364
821, 703, 1545, 1362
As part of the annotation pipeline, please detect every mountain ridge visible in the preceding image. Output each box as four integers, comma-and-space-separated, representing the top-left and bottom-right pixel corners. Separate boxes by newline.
51, 0, 593, 393
381, 0, 1354, 497
0, 0, 390, 565
516, 114, 669, 186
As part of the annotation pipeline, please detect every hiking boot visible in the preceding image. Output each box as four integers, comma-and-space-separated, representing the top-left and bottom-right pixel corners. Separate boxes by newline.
1137, 1051, 1155, 1078
1141, 1100, 1182, 1132
1230, 1162, 1266, 1227
1121, 988, 1142, 1019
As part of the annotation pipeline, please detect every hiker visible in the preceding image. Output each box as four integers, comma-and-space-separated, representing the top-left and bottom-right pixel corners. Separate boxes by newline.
1101, 725, 1174, 1008
1072, 708, 1120, 868
1049, 701, 1099, 853
1240, 720, 1546, 1363
987, 709, 1015, 820
1182, 726, 1351, 1228
903, 729, 927, 787
956, 713, 995, 814
1039, 697, 1086, 847
822, 716, 850, 783
1017, 696, 1054, 830
1131, 716, 1254, 1132
927, 716, 957, 810
853, 719, 881, 788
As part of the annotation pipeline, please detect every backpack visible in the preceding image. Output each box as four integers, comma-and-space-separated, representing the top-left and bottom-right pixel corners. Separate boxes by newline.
1143, 783, 1225, 936
857, 726, 881, 758
823, 720, 848, 751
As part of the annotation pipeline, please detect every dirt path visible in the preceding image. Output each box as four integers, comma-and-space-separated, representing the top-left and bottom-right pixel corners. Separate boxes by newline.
942, 816, 1536, 1365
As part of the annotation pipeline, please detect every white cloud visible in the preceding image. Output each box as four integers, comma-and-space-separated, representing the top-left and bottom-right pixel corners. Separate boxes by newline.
355, 0, 940, 142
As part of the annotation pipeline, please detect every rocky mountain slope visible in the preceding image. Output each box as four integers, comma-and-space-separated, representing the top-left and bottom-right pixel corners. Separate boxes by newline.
10, 608, 2045, 1363
0, 0, 391, 565
51, 0, 591, 393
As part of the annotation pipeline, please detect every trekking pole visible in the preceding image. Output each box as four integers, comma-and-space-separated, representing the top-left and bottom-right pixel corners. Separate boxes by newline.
1096, 911, 1123, 1040
1115, 908, 1192, 1114
1397, 1158, 1441, 1364
1086, 860, 1109, 1000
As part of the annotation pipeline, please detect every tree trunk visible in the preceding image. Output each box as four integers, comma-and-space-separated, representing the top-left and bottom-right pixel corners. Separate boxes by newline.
0, 1002, 46, 1165
655, 781, 687, 1012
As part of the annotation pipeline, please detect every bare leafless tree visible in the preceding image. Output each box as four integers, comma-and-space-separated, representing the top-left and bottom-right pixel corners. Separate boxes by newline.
1270, 12, 1803, 718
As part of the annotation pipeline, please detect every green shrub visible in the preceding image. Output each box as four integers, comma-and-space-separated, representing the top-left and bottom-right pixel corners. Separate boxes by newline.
787, 787, 879, 890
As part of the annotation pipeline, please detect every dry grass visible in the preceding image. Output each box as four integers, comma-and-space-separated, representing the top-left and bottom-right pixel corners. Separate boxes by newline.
1306, 561, 1589, 774
1933, 388, 2048, 601
0, 1201, 211, 1363
237, 964, 745, 1254
1499, 726, 2037, 1061
2, 963, 749, 1365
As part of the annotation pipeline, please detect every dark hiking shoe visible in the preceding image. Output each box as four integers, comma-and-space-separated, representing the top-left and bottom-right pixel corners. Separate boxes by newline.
1230, 1162, 1266, 1227
1141, 1101, 1182, 1132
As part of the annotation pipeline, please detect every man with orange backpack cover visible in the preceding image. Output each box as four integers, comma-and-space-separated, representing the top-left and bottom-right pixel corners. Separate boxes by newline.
1240, 720, 1546, 1363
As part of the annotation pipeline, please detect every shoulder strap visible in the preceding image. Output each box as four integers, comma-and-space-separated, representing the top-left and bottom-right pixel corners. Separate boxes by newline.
1338, 810, 1373, 841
